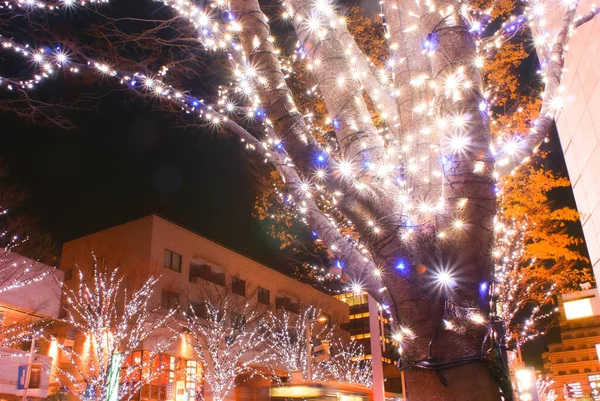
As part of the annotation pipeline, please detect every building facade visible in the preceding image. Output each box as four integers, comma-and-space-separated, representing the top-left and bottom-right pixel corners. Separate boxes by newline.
537, 0, 600, 281
0, 252, 64, 401
542, 289, 600, 400
334, 291, 404, 393
57, 215, 350, 401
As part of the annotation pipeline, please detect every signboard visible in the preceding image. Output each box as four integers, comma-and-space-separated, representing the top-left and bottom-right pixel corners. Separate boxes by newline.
17, 366, 27, 390
515, 367, 539, 401
589, 374, 600, 401
565, 382, 584, 399
17, 364, 41, 390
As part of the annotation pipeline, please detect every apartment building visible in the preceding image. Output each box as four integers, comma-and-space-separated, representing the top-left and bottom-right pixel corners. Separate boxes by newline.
542, 289, 600, 400
533, 0, 600, 282
0, 252, 64, 401
334, 291, 403, 393
57, 215, 350, 401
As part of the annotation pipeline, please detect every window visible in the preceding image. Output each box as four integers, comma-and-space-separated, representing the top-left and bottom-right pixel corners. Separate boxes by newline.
258, 287, 270, 305
231, 277, 246, 296
585, 368, 592, 373
570, 369, 579, 374
275, 294, 300, 314
557, 358, 564, 363
189, 262, 225, 286
558, 371, 566, 375
64, 268, 73, 281
189, 300, 208, 318
335, 293, 368, 306
161, 289, 180, 310
231, 311, 246, 331
163, 249, 182, 273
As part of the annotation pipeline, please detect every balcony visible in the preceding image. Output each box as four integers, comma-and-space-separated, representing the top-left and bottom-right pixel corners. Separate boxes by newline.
275, 296, 300, 314
189, 262, 225, 286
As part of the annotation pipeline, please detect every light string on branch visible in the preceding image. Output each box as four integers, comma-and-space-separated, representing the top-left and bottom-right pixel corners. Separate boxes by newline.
0, 0, 597, 361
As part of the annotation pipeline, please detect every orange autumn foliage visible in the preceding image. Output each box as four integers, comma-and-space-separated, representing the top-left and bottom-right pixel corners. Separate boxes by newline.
496, 155, 592, 339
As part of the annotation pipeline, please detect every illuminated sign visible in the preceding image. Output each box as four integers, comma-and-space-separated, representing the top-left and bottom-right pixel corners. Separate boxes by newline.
270, 386, 324, 398
106, 352, 122, 401
565, 382, 584, 399
515, 367, 539, 401
589, 374, 600, 401
564, 298, 594, 320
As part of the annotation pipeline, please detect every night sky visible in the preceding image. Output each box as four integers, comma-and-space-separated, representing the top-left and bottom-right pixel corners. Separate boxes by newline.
0, 0, 586, 368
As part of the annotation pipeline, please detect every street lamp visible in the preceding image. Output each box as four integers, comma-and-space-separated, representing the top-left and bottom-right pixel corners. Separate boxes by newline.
306, 315, 328, 382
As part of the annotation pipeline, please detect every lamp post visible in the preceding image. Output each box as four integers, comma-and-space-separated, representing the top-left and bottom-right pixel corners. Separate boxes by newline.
306, 316, 328, 382
21, 335, 36, 401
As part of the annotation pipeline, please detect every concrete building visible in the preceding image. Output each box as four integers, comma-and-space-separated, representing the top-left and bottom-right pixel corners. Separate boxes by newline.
534, 6, 600, 398
334, 291, 404, 393
0, 252, 64, 401
57, 215, 350, 401
538, 0, 600, 281
542, 289, 600, 400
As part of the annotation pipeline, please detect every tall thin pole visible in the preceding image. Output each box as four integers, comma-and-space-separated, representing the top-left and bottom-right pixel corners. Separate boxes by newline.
306, 323, 312, 382
367, 295, 385, 401
21, 336, 36, 401
400, 370, 407, 401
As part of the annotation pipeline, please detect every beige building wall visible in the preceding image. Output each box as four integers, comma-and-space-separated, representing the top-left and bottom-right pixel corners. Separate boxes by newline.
59, 215, 348, 322
541, 0, 600, 279
58, 215, 349, 401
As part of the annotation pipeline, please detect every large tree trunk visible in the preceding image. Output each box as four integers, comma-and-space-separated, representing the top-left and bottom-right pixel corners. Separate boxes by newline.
232, 1, 501, 399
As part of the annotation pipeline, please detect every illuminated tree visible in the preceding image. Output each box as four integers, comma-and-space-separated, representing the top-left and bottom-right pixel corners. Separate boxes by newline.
494, 155, 592, 347
52, 268, 175, 401
314, 338, 373, 387
263, 306, 330, 382
537, 376, 558, 401
1, 0, 599, 398
183, 298, 270, 401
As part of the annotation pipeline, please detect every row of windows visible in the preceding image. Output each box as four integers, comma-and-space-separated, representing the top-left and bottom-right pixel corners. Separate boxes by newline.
550, 343, 599, 352
163, 250, 273, 307
563, 330, 600, 339
552, 354, 596, 363
349, 312, 370, 320
335, 293, 369, 306
557, 368, 595, 375
161, 287, 298, 316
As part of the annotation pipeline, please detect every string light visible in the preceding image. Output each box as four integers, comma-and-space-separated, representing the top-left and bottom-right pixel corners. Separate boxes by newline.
0, 0, 595, 362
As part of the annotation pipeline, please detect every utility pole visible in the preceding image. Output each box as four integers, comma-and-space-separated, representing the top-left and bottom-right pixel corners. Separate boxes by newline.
21, 336, 36, 401
306, 323, 312, 382
368, 295, 385, 401
306, 316, 327, 382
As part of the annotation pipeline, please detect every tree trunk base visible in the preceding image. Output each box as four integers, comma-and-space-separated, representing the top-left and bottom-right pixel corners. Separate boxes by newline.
403, 363, 501, 401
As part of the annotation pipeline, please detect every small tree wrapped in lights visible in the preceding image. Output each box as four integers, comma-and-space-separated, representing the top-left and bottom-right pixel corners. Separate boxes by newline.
314, 338, 373, 388
183, 298, 270, 401
263, 306, 330, 382
493, 158, 592, 347
52, 268, 175, 401
2, 0, 600, 396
